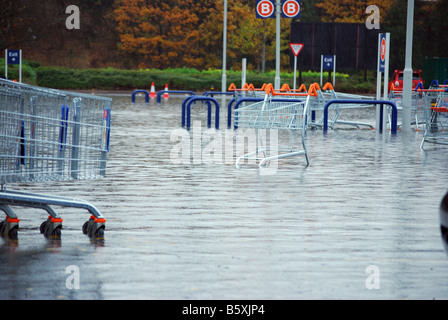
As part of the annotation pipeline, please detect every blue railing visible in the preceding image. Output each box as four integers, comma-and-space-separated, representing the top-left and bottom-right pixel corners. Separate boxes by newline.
131, 90, 150, 103
157, 90, 196, 104
184, 96, 220, 130
323, 100, 397, 134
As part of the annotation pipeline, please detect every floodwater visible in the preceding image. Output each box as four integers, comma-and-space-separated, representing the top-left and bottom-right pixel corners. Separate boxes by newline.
1, 93, 448, 300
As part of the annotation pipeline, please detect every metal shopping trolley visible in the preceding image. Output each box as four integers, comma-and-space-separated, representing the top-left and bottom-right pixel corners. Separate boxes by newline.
420, 89, 448, 148
234, 84, 311, 169
0, 79, 111, 240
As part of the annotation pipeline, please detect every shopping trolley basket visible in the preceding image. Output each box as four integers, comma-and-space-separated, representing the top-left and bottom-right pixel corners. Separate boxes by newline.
420, 89, 448, 148
234, 86, 311, 169
0, 79, 111, 240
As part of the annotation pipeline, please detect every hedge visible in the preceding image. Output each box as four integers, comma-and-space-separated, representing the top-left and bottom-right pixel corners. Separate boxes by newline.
35, 67, 361, 92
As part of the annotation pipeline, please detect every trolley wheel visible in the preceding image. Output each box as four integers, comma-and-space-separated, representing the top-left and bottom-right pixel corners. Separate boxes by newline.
94, 227, 105, 240
39, 220, 47, 234
44, 225, 62, 240
8, 226, 18, 240
82, 218, 105, 240
82, 221, 89, 235
0, 220, 19, 240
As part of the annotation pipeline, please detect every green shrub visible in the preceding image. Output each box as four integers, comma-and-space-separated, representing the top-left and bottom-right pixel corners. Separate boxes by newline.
34, 66, 377, 94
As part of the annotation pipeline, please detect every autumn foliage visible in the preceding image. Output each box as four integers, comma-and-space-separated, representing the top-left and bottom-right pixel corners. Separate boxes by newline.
113, 0, 290, 71
1, 0, 447, 72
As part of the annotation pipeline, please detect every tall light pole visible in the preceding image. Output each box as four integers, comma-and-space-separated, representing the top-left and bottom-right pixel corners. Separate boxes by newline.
401, 0, 414, 133
274, 0, 281, 89
222, 0, 228, 93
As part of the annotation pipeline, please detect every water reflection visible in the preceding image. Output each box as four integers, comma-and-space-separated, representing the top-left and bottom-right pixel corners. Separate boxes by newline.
1, 95, 448, 299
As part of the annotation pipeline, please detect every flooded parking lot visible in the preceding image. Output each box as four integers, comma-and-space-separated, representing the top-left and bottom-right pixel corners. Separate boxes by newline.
1, 94, 448, 300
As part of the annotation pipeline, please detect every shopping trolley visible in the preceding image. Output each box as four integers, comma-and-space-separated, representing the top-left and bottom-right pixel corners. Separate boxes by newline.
420, 89, 448, 148
308, 82, 375, 130
0, 79, 111, 240
388, 82, 423, 130
234, 84, 311, 168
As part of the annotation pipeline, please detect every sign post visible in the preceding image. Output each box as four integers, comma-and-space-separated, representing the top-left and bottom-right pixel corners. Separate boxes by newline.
5, 49, 22, 82
376, 33, 390, 133
222, 0, 228, 94
401, 0, 414, 133
290, 43, 304, 90
320, 55, 336, 86
256, 0, 301, 90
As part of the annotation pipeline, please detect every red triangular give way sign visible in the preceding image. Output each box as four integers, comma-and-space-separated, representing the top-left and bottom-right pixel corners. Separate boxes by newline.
290, 43, 304, 57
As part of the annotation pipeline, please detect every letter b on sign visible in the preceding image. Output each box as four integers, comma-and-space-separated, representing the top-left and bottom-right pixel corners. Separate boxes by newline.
256, 0, 275, 18
282, 0, 301, 18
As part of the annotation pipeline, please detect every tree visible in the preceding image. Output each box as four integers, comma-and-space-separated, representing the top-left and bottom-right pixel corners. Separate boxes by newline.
114, 0, 206, 69
114, 0, 291, 72
315, 0, 392, 23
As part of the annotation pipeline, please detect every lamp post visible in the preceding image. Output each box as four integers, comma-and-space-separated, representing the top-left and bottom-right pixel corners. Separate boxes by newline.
401, 0, 414, 133
274, 0, 281, 89
221, 0, 228, 93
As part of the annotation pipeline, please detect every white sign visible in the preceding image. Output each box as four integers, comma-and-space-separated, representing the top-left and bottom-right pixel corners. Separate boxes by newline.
289, 43, 304, 57
290, 43, 304, 90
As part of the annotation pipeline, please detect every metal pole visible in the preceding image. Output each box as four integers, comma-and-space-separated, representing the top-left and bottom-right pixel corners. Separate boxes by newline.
5, 50, 7, 80
320, 55, 323, 86
19, 50, 22, 83
402, 0, 414, 133
242, 58, 246, 88
293, 55, 297, 90
333, 55, 336, 86
376, 34, 382, 131
383, 33, 390, 131
221, 0, 228, 93
274, 1, 281, 89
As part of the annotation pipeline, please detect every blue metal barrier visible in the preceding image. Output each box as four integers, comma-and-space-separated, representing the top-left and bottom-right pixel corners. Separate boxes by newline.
202, 91, 234, 97
131, 90, 150, 103
323, 100, 397, 134
232, 98, 263, 129
185, 96, 220, 130
227, 98, 237, 128
157, 90, 196, 104
415, 82, 425, 91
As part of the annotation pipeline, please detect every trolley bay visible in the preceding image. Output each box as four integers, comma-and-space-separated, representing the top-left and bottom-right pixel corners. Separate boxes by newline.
1, 93, 448, 300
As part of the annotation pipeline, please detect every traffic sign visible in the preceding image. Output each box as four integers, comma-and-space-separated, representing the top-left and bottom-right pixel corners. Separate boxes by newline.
7, 50, 20, 65
290, 43, 303, 90
320, 54, 336, 86
379, 33, 387, 72
281, 0, 301, 18
4, 49, 22, 82
289, 43, 304, 57
256, 0, 275, 18
322, 55, 334, 70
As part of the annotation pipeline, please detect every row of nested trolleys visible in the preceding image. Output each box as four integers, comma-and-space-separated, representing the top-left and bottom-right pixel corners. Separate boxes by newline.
0, 78, 111, 240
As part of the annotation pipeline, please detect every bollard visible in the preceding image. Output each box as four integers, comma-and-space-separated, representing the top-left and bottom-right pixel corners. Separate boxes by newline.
131, 90, 149, 104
